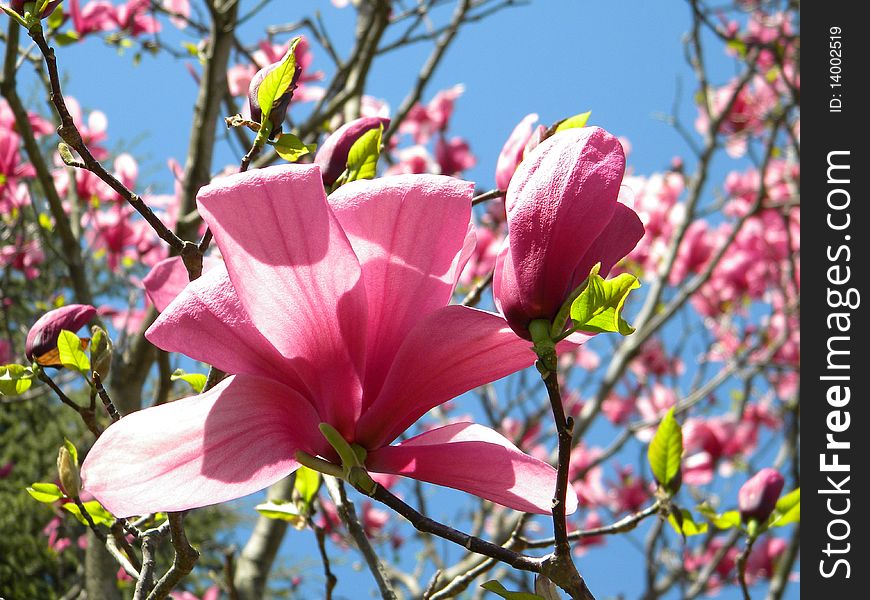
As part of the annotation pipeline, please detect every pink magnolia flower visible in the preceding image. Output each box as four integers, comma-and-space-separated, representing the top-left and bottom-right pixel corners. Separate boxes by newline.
383, 145, 438, 176
81, 164, 578, 517
493, 127, 645, 339
111, 0, 161, 36
398, 85, 464, 143
0, 237, 44, 279
738, 468, 784, 523
435, 135, 476, 177
494, 113, 539, 190
26, 303, 96, 362
315, 116, 391, 186
70, 0, 116, 36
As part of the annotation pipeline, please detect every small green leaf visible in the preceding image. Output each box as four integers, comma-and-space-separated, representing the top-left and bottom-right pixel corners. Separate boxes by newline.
54, 31, 81, 46
294, 466, 320, 505
38, 213, 54, 230
668, 508, 708, 537
272, 133, 316, 163
647, 408, 683, 493
47, 3, 64, 30
26, 482, 65, 503
554, 110, 592, 133
768, 488, 800, 527
0, 6, 29, 29
63, 439, 79, 466
257, 37, 301, 123
255, 500, 306, 528
344, 124, 383, 184
569, 263, 640, 336
57, 330, 90, 375
697, 504, 742, 529
62, 500, 114, 526
90, 326, 113, 378
481, 580, 546, 599
0, 364, 35, 396
170, 369, 207, 393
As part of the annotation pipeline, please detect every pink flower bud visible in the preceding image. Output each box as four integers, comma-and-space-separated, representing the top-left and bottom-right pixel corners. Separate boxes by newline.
494, 113, 539, 190
10, 0, 61, 18
493, 127, 644, 339
247, 57, 301, 135
738, 467, 784, 523
314, 116, 390, 186
25, 304, 96, 362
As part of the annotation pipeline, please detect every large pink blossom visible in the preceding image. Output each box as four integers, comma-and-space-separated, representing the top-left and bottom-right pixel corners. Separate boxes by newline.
81, 165, 577, 517
493, 127, 645, 339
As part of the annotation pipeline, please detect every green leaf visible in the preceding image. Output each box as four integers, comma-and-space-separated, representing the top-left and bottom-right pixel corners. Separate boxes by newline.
768, 487, 800, 527
273, 133, 316, 163
294, 466, 320, 505
0, 364, 35, 396
62, 500, 114, 526
26, 482, 65, 503
54, 31, 81, 46
170, 369, 207, 394
697, 504, 742, 530
255, 500, 306, 528
481, 580, 546, 599
63, 439, 78, 466
47, 3, 64, 30
569, 263, 640, 336
1, 6, 29, 29
647, 408, 683, 493
57, 330, 90, 375
554, 110, 592, 133
256, 37, 301, 123
668, 508, 708, 537
344, 124, 383, 184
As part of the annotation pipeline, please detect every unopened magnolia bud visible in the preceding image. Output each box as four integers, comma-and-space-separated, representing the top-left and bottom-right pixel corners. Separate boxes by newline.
57, 446, 81, 498
738, 467, 784, 524
248, 59, 301, 136
10, 0, 61, 18
314, 117, 390, 186
90, 326, 113, 378
26, 304, 96, 364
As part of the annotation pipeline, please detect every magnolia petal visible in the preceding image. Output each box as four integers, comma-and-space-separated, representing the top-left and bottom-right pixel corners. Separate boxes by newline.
81, 375, 324, 517
356, 305, 535, 448
328, 175, 474, 406
196, 164, 368, 438
142, 255, 222, 312
145, 266, 311, 396
571, 202, 645, 285
367, 422, 577, 515
505, 127, 625, 322
495, 113, 539, 190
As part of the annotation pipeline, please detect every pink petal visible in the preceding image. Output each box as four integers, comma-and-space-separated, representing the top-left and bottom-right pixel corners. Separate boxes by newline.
571, 202, 645, 283
328, 175, 474, 408
142, 255, 222, 312
145, 265, 310, 396
81, 375, 325, 517
495, 113, 538, 190
356, 306, 535, 448
196, 165, 368, 438
367, 422, 576, 515
505, 127, 625, 323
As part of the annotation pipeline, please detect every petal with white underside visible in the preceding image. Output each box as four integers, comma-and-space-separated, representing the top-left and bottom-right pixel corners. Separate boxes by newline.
81, 375, 325, 517
328, 175, 474, 406
196, 165, 368, 438
367, 422, 577, 515
145, 265, 312, 397
356, 305, 536, 448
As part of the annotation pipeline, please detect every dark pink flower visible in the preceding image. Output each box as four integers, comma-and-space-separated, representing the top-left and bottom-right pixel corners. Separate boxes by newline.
314, 116, 390, 186
26, 304, 96, 362
738, 468, 784, 523
494, 113, 539, 190
493, 127, 644, 339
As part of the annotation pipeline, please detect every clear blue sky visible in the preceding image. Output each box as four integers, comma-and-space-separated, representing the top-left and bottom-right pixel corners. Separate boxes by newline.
31, 1, 797, 598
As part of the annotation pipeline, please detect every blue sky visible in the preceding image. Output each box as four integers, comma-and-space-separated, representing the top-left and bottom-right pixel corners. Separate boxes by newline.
29, 1, 797, 598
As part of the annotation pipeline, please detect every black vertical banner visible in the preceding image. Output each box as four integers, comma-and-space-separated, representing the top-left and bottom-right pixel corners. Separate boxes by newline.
803, 3, 869, 598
